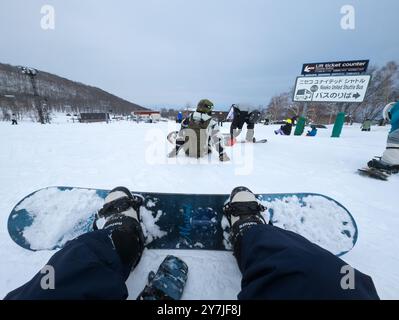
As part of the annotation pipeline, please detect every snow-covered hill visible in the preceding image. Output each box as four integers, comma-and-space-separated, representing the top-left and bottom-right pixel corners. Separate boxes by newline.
0, 118, 397, 299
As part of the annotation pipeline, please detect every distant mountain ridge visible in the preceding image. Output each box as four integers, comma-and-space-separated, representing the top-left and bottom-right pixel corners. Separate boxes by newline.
0, 62, 148, 114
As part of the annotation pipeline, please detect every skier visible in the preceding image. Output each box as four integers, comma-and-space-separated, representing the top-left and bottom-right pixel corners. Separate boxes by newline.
228, 104, 261, 146
368, 101, 399, 171
306, 125, 318, 137
274, 119, 293, 136
167, 99, 230, 162
5, 186, 379, 300
11, 114, 18, 125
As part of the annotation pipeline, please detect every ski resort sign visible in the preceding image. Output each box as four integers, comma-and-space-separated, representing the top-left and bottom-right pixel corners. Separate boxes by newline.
301, 60, 369, 75
293, 75, 371, 103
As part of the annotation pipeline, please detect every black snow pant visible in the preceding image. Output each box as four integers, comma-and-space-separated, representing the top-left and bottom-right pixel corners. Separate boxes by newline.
5, 230, 131, 300
230, 108, 255, 141
11, 120, 18, 125
237, 224, 379, 300
5, 225, 379, 300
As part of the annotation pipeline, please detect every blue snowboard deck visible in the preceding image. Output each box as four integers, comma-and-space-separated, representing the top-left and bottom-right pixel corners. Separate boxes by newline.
7, 187, 358, 256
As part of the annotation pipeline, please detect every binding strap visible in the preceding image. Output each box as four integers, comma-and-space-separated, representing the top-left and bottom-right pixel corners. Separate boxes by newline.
223, 201, 266, 217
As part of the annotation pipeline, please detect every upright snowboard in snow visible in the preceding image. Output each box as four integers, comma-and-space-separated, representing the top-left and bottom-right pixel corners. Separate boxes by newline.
167, 131, 267, 146
8, 187, 358, 256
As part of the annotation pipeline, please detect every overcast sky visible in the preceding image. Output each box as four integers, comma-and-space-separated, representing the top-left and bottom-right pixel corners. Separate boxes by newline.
1, 0, 398, 109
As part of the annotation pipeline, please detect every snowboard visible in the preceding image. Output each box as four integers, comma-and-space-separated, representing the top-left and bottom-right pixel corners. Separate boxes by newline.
358, 157, 399, 181
8, 187, 358, 257
238, 138, 268, 144
223, 134, 268, 146
167, 131, 267, 146
225, 138, 268, 147
358, 168, 389, 181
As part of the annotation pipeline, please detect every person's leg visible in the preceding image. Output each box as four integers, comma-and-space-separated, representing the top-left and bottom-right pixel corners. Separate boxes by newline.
274, 128, 285, 135
245, 121, 255, 142
230, 109, 245, 140
381, 129, 399, 166
237, 225, 379, 300
5, 187, 145, 300
168, 130, 186, 158
223, 186, 379, 300
5, 230, 131, 300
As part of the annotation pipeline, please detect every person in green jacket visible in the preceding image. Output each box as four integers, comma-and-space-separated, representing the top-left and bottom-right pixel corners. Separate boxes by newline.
361, 119, 372, 131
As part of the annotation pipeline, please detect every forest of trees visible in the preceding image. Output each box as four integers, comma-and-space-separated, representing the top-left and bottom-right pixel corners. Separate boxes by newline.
265, 61, 399, 124
0, 62, 148, 122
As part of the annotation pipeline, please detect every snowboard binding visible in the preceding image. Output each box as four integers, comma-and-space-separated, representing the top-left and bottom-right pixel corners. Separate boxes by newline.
223, 187, 267, 250
358, 157, 399, 181
93, 187, 144, 229
367, 158, 399, 174
93, 187, 146, 271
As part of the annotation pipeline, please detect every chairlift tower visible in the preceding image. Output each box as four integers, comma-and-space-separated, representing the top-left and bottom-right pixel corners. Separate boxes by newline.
18, 66, 46, 124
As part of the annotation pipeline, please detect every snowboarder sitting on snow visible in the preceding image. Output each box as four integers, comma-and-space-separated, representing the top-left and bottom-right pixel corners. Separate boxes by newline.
274, 119, 293, 136
228, 104, 261, 146
361, 119, 372, 132
368, 101, 399, 171
11, 114, 18, 125
168, 99, 230, 162
5, 186, 379, 300
306, 125, 318, 137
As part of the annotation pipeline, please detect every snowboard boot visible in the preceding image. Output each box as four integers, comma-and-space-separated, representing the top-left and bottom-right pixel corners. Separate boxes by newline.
219, 152, 230, 162
245, 129, 255, 142
367, 159, 399, 173
223, 186, 266, 258
94, 187, 145, 271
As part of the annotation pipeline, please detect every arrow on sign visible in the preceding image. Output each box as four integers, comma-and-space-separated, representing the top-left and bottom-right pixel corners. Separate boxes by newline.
304, 66, 315, 73
353, 92, 361, 99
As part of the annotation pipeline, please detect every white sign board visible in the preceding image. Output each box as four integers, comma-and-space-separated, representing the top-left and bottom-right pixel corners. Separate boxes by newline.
293, 75, 371, 103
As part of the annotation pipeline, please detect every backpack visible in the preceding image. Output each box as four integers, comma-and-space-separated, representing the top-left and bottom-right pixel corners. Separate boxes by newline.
183, 113, 213, 158
248, 110, 261, 124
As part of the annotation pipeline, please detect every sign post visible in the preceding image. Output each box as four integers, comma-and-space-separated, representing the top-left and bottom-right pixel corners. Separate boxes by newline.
292, 60, 371, 137
293, 75, 371, 103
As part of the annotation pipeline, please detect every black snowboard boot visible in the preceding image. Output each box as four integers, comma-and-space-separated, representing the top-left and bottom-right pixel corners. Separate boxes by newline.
223, 186, 266, 257
94, 187, 145, 271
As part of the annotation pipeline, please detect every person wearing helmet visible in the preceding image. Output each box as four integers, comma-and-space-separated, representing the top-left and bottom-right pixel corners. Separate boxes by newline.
168, 99, 230, 162
368, 100, 399, 170
228, 104, 261, 145
274, 118, 293, 136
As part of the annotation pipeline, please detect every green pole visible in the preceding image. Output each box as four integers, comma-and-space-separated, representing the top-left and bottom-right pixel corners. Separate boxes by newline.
331, 112, 346, 138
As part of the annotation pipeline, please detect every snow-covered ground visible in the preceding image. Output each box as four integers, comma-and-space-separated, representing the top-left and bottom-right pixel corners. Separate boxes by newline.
0, 115, 398, 299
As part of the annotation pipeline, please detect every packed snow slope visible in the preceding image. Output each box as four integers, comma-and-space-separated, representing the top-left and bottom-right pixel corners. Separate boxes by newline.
0, 117, 398, 299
